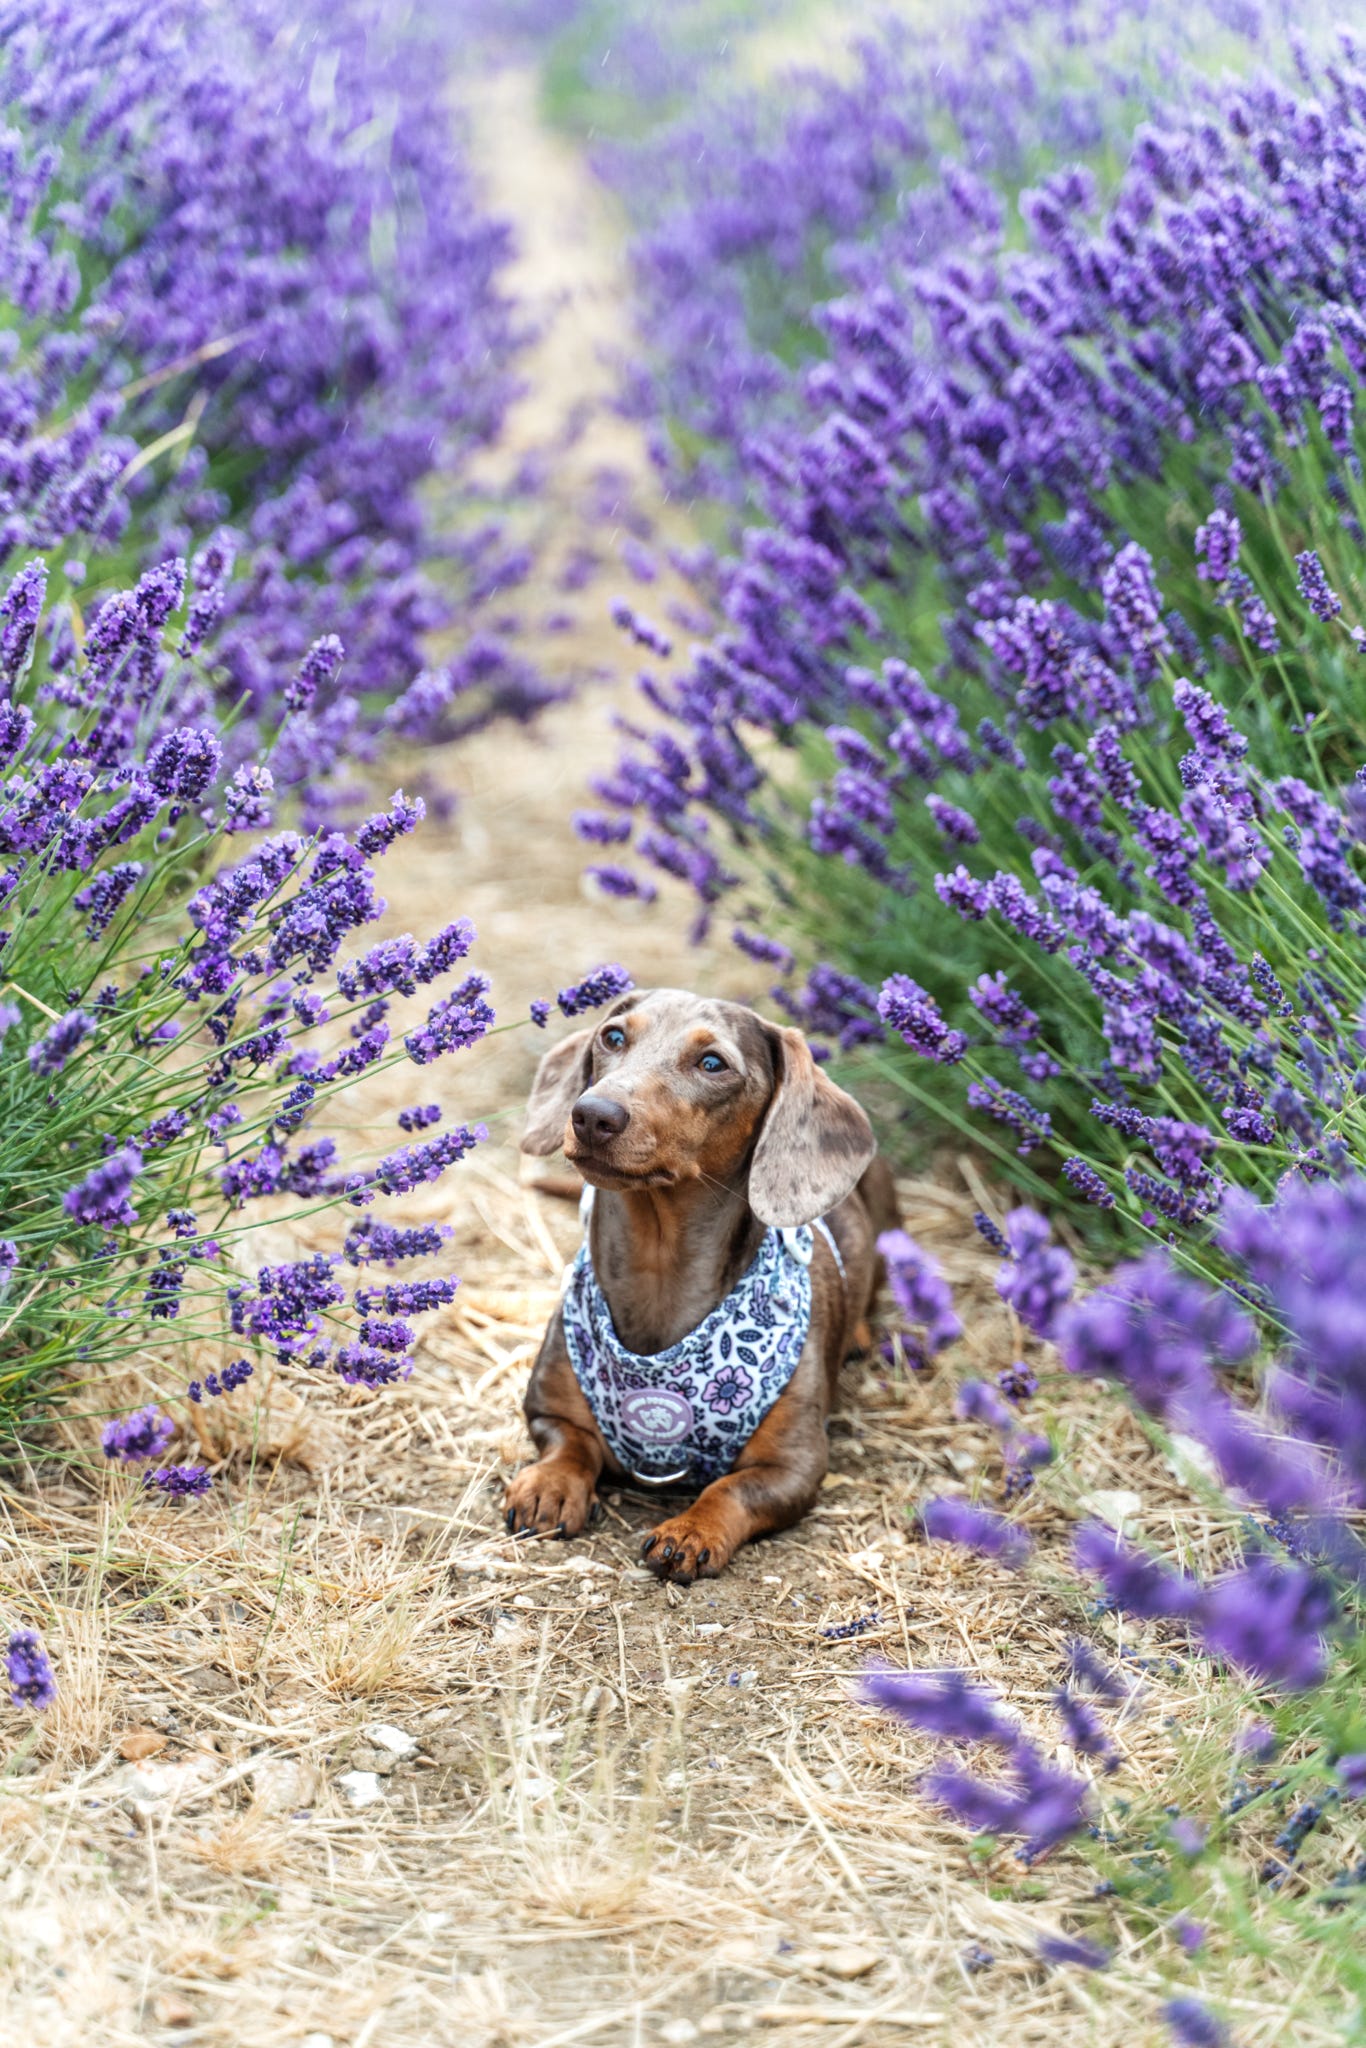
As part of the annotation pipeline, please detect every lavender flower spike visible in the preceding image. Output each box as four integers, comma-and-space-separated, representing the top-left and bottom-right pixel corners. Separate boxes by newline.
922, 1496, 1032, 1568
858, 1667, 1020, 1747
101, 1407, 174, 1464
556, 965, 634, 1018
6, 1629, 56, 1711
996, 1207, 1075, 1340
878, 1229, 962, 1351
1162, 1998, 1229, 2048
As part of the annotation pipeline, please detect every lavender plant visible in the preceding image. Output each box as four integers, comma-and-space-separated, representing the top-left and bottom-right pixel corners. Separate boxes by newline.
868, 1180, 1366, 2037
1, 0, 543, 823
594, 14, 1366, 1263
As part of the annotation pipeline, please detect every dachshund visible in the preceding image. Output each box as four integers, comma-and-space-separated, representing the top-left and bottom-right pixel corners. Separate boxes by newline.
507, 987, 897, 1585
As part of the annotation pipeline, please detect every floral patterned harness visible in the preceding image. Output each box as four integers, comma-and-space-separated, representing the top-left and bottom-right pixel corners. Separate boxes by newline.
561, 1191, 841, 1487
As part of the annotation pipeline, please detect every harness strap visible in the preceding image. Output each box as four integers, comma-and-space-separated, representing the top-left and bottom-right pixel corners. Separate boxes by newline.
812, 1214, 846, 1281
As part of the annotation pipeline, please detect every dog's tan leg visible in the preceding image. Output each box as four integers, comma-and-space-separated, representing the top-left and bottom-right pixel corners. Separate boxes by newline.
505, 1311, 609, 1538
640, 1345, 830, 1586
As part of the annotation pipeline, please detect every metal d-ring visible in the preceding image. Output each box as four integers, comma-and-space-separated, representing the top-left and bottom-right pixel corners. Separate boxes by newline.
628, 1458, 693, 1488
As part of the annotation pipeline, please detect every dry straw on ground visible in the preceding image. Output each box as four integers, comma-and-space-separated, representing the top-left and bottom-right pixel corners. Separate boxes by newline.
0, 39, 1354, 2048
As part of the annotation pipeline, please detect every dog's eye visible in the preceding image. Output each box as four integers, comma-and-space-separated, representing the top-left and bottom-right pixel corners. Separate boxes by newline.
699, 1052, 728, 1074
601, 1026, 626, 1051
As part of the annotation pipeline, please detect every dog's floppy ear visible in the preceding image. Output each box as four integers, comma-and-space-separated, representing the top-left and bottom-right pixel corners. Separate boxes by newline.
748, 1025, 877, 1227
522, 1029, 595, 1155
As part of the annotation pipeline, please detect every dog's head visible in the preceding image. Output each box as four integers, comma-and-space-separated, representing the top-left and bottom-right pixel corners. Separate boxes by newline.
521, 987, 875, 1227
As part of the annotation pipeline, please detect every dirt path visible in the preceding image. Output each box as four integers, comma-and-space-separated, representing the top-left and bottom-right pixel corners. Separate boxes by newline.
0, 49, 1205, 2048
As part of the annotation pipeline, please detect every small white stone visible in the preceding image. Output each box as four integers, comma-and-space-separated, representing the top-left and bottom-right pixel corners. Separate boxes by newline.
364, 1722, 418, 1758
300, 2035, 335, 2048
1077, 1487, 1144, 1534
659, 2020, 699, 2044
336, 1769, 384, 1808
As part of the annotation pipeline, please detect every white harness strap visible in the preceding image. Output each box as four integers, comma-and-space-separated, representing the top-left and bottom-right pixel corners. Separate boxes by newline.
811, 1214, 846, 1281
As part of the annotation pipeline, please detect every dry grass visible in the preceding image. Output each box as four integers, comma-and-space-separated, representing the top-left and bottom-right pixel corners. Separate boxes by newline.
0, 35, 1354, 2048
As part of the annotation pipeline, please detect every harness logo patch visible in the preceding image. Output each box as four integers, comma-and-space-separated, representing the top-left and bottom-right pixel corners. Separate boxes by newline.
620, 1387, 694, 1446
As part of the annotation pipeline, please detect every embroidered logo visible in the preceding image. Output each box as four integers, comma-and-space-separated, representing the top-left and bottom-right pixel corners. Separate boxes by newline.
620, 1387, 694, 1445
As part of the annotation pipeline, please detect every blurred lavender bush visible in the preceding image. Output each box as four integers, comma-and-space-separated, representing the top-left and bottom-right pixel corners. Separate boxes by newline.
2, 0, 545, 823
589, 3, 1366, 1259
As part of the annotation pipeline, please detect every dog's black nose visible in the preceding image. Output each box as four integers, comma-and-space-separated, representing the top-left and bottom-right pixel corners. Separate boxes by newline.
571, 1092, 630, 1146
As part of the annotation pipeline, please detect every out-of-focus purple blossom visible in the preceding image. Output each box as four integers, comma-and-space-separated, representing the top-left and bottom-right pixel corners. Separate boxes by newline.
922, 1496, 1031, 1568
1054, 1688, 1118, 1770
996, 1207, 1075, 1340
858, 1667, 1019, 1747
62, 1145, 143, 1231
1170, 1817, 1208, 1856
1037, 1934, 1110, 1970
878, 1230, 961, 1351
1335, 1754, 1366, 1799
1236, 1719, 1278, 1763
1162, 1997, 1229, 2048
6, 1629, 56, 1711
1171, 1917, 1206, 1953
997, 1362, 1037, 1403
1201, 1556, 1335, 1691
1074, 1522, 1204, 1621
926, 1736, 1092, 1860
1058, 1254, 1255, 1419
101, 1407, 174, 1464
27, 1009, 94, 1076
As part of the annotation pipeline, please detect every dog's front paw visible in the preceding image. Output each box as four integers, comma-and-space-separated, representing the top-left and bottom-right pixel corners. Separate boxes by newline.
640, 1512, 731, 1587
504, 1458, 597, 1539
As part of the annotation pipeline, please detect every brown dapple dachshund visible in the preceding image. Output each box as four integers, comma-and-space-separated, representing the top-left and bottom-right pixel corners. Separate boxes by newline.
508, 988, 897, 1586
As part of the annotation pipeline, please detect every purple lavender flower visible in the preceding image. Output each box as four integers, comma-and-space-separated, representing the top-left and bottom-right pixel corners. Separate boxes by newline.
1037, 1934, 1109, 1970
878, 976, 968, 1062
62, 1144, 143, 1230
1161, 1998, 1229, 2048
731, 926, 795, 973
956, 1380, 1016, 1434
926, 1736, 1092, 1859
1194, 509, 1241, 586
556, 965, 634, 1017
1236, 1719, 1278, 1763
397, 1104, 442, 1134
922, 1497, 1031, 1568
404, 974, 495, 1064
1053, 1688, 1117, 1770
877, 1229, 961, 1350
1058, 1254, 1255, 1419
859, 1667, 1020, 1747
1171, 1917, 1206, 1953
6, 1629, 56, 1711
27, 1008, 94, 1075
1201, 1556, 1335, 1690
1074, 1523, 1204, 1620
529, 1000, 552, 1028
1295, 549, 1341, 622
995, 1208, 1075, 1340
101, 1407, 174, 1464
144, 1465, 213, 1498
1336, 1755, 1366, 1799
1065, 1640, 1131, 1701
996, 1363, 1037, 1403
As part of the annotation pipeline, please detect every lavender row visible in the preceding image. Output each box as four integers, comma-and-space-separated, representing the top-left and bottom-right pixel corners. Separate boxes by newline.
590, 12, 1366, 1254
2, 0, 545, 821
